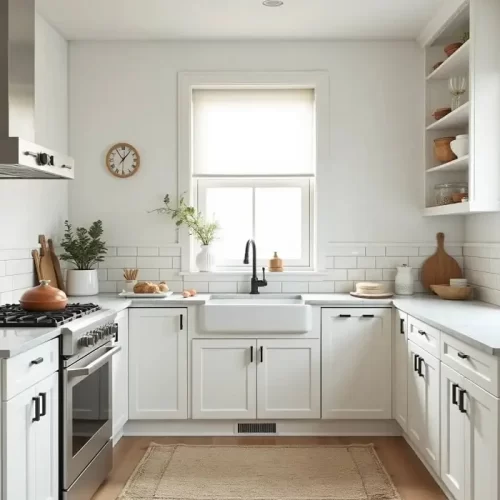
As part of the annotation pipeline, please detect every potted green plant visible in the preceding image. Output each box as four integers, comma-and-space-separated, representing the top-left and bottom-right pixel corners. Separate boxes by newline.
60, 220, 107, 295
151, 194, 219, 271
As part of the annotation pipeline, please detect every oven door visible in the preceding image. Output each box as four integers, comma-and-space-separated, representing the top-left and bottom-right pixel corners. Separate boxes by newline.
62, 342, 121, 489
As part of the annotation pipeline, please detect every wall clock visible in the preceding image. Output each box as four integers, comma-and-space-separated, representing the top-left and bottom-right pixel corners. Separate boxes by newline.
106, 142, 140, 178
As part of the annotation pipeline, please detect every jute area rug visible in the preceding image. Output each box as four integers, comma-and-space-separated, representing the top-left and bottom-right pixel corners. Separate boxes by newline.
119, 443, 400, 500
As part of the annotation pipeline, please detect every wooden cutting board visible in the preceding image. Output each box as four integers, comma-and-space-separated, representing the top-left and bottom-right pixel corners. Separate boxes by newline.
421, 232, 463, 290
48, 238, 66, 293
38, 235, 59, 289
32, 249, 42, 283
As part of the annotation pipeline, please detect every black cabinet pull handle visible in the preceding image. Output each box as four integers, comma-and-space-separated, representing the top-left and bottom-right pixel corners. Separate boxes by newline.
113, 323, 119, 342
400, 318, 405, 334
39, 392, 47, 417
362, 314, 374, 318
418, 357, 425, 377
260, 346, 264, 363
250, 346, 254, 363
458, 389, 467, 413
339, 314, 351, 318
414, 354, 420, 372
32, 396, 41, 422
452, 384, 459, 406
457, 351, 469, 360
418, 329, 426, 336
30, 357, 44, 366
180, 314, 184, 331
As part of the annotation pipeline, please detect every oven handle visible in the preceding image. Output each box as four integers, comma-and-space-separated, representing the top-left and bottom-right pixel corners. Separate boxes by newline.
67, 346, 121, 377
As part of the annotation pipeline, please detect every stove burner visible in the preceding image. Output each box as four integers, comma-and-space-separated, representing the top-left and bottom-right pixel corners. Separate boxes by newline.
0, 303, 102, 327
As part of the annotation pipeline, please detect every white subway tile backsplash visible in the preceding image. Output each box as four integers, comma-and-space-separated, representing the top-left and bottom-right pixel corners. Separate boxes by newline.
159, 247, 181, 257
0, 249, 31, 260
99, 256, 137, 269
208, 282, 238, 293
261, 282, 282, 293
348, 269, 365, 281
12, 273, 34, 290
375, 257, 408, 269
5, 259, 33, 276
168, 281, 184, 292
357, 257, 375, 269
328, 246, 365, 256
366, 246, 385, 257
172, 257, 181, 269
308, 281, 334, 293
0, 291, 13, 305
334, 281, 354, 293
0, 276, 14, 293
98, 281, 118, 293
97, 269, 107, 281
386, 246, 419, 257
365, 269, 383, 281
237, 282, 251, 293
383, 269, 397, 281
117, 247, 138, 256
326, 270, 348, 281
186, 282, 209, 293
138, 247, 159, 256
106, 247, 117, 257
159, 270, 182, 281
281, 282, 309, 293
334, 257, 357, 269
409, 256, 427, 269
325, 257, 334, 269
0, 261, 5, 276
137, 257, 172, 269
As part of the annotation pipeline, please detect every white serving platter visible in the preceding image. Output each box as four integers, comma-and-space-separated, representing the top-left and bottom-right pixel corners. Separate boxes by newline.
118, 291, 173, 298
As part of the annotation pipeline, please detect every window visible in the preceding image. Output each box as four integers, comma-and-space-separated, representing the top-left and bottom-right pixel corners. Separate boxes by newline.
178, 72, 328, 272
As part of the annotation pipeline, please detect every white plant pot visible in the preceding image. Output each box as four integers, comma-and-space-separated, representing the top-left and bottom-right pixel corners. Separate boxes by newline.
450, 134, 469, 158
196, 245, 216, 272
66, 269, 99, 296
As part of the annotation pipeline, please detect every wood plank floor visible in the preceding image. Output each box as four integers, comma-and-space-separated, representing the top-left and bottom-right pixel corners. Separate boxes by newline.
92, 436, 446, 500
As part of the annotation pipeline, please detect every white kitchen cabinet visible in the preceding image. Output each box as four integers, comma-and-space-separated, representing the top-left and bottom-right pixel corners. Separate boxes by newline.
2, 371, 58, 500
192, 339, 257, 419
393, 308, 408, 432
256, 339, 320, 419
441, 363, 466, 500
407, 340, 440, 475
463, 377, 500, 500
322, 308, 392, 419
129, 308, 187, 419
112, 309, 129, 439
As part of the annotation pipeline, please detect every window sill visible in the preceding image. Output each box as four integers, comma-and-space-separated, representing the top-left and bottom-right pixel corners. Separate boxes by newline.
180, 270, 328, 278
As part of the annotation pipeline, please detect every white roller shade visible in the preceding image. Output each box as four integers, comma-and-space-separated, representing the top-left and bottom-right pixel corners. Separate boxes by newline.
192, 89, 315, 176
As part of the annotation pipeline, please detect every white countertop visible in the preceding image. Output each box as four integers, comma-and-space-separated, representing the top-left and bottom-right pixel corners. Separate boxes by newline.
1, 293, 499, 358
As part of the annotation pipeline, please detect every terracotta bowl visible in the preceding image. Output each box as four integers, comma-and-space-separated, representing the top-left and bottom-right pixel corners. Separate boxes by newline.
434, 136, 457, 163
20, 280, 68, 311
432, 107, 452, 121
444, 42, 463, 57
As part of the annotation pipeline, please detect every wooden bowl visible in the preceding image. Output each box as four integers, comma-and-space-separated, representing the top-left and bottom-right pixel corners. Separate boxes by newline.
430, 284, 472, 300
434, 137, 457, 163
432, 107, 452, 121
444, 42, 463, 57
432, 61, 444, 71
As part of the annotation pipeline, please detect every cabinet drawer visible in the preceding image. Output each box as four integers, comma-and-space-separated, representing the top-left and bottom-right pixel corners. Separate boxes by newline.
408, 316, 440, 358
2, 338, 59, 400
441, 332, 499, 397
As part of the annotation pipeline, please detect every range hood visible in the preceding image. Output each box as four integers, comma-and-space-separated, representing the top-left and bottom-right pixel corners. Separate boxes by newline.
0, 0, 74, 179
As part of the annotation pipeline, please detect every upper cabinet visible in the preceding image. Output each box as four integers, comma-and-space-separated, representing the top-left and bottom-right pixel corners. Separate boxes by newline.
420, 0, 500, 216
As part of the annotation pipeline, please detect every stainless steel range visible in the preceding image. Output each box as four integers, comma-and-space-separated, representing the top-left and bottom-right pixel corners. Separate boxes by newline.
0, 303, 121, 500
60, 305, 120, 500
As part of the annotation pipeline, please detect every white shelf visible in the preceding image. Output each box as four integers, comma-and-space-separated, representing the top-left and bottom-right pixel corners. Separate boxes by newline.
426, 155, 469, 174
427, 40, 470, 81
423, 202, 470, 216
427, 102, 470, 131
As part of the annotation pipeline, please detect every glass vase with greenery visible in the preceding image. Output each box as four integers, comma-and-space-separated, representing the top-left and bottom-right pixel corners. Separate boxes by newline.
150, 194, 219, 245
60, 220, 108, 270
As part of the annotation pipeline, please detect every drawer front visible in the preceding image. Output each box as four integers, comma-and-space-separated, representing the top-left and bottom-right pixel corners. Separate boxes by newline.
441, 332, 499, 397
408, 316, 440, 358
2, 338, 59, 400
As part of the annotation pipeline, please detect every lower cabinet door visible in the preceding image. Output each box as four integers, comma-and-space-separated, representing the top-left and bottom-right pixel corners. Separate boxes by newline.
393, 308, 408, 432
463, 377, 500, 500
440, 363, 466, 500
3, 386, 37, 500
34, 372, 59, 500
407, 341, 440, 475
192, 339, 257, 419
256, 339, 320, 419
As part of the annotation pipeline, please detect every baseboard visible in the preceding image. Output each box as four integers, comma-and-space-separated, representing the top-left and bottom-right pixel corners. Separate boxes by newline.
124, 419, 402, 437
402, 433, 454, 500
112, 426, 124, 446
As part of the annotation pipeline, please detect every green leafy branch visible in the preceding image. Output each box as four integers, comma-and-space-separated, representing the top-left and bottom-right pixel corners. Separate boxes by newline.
59, 220, 108, 270
150, 194, 219, 246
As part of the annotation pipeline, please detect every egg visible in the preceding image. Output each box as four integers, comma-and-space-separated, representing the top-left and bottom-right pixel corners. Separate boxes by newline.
182, 290, 191, 298
189, 289, 197, 296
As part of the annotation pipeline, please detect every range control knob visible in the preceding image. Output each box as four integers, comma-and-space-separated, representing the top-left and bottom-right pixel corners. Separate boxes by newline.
38, 153, 49, 166
92, 331, 100, 342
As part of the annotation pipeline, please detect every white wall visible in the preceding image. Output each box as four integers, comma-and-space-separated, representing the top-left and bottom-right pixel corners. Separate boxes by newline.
69, 41, 464, 252
465, 214, 500, 242
0, 15, 69, 249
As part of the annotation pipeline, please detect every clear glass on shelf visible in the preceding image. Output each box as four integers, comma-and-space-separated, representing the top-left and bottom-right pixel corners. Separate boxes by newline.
434, 182, 468, 205
449, 76, 467, 110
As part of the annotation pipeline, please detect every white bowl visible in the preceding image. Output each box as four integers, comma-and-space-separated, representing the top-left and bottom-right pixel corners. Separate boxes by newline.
450, 134, 469, 158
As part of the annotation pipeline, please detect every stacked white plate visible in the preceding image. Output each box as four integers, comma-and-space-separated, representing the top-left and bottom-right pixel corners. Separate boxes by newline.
450, 278, 468, 288
350, 282, 393, 299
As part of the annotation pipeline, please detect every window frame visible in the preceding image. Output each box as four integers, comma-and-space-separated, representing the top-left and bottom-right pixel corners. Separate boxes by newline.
197, 177, 313, 269
178, 71, 330, 273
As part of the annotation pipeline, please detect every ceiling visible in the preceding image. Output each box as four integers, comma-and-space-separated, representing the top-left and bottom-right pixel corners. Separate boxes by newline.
37, 0, 444, 41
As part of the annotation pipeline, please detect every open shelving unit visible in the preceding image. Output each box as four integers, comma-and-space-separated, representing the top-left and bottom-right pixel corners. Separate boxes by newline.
421, 0, 500, 216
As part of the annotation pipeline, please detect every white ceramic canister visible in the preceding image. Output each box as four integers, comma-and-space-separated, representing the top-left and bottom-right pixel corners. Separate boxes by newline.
196, 244, 217, 272
450, 134, 469, 158
395, 265, 414, 295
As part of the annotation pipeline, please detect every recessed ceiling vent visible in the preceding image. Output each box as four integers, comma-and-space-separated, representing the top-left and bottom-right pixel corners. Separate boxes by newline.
262, 0, 284, 7
237, 423, 277, 434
